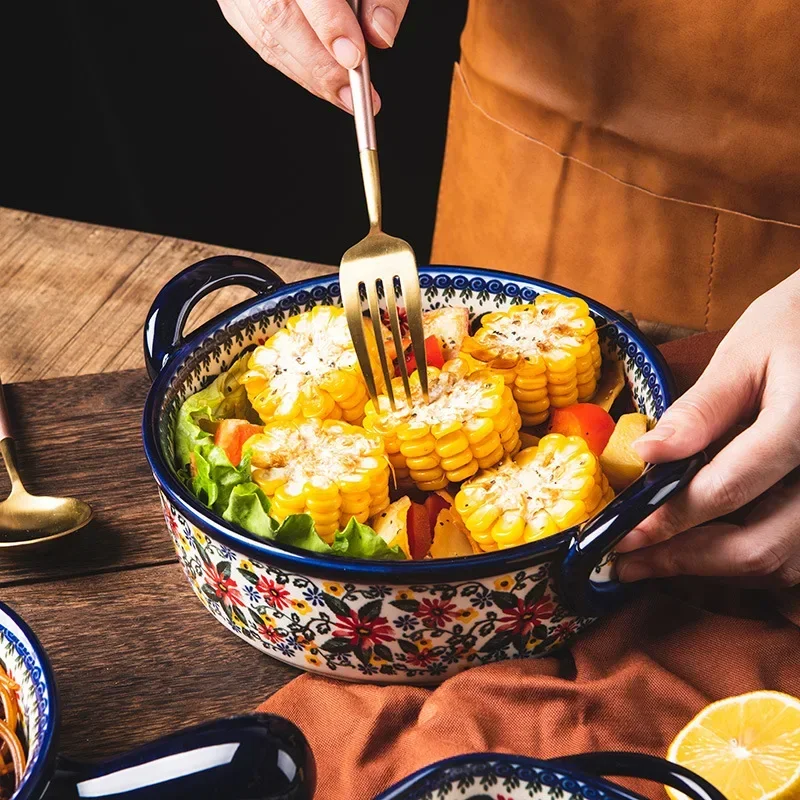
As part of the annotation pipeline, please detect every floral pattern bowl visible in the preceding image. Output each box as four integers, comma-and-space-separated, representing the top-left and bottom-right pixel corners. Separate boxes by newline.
142, 256, 705, 684
374, 752, 726, 800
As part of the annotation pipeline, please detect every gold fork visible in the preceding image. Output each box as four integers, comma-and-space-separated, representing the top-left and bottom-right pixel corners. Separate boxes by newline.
339, 0, 428, 409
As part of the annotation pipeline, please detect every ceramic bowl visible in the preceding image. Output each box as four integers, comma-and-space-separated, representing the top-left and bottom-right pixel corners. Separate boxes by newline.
142, 256, 705, 684
0, 601, 311, 800
374, 752, 726, 800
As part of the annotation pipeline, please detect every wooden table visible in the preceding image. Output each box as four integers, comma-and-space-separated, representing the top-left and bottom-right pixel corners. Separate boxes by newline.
0, 206, 335, 759
0, 206, 695, 763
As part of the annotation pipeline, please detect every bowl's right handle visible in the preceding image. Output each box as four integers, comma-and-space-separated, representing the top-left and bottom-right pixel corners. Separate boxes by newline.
548, 752, 726, 800
45, 714, 314, 800
143, 255, 286, 379
556, 454, 707, 618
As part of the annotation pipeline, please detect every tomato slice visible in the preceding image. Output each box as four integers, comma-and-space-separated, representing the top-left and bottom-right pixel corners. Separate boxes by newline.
214, 419, 264, 466
406, 502, 433, 560
424, 493, 450, 529
547, 404, 616, 456
403, 335, 445, 375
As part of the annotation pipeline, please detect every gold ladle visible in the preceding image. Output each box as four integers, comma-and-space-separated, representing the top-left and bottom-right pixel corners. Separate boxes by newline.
0, 377, 92, 546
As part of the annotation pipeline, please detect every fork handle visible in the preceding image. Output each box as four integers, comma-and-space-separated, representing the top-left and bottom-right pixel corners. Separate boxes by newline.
346, 0, 382, 230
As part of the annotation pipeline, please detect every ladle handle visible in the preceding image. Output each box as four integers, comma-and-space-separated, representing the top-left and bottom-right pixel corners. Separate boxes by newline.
0, 376, 12, 442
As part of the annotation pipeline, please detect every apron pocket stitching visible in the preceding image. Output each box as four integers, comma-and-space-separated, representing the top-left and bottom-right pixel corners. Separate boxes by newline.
704, 213, 720, 331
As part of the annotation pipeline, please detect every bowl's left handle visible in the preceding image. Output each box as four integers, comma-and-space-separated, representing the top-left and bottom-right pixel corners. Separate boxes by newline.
556, 453, 706, 618
143, 255, 286, 379
548, 752, 726, 800
45, 714, 314, 800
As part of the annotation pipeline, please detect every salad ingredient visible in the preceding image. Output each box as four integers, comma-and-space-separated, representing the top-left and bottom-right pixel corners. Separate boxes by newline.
430, 508, 476, 558
424, 493, 450, 529
519, 431, 540, 450
363, 359, 521, 491
461, 294, 602, 426
593, 359, 626, 412
242, 306, 382, 426
249, 418, 390, 543
373, 496, 412, 557
406, 501, 433, 560
214, 419, 264, 466
421, 306, 469, 360
455, 433, 614, 551
600, 413, 648, 491
666, 691, 800, 800
403, 335, 445, 374
548, 403, 616, 456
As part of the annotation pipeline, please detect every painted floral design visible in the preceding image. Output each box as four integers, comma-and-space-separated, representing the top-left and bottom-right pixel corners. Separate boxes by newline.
161, 498, 593, 681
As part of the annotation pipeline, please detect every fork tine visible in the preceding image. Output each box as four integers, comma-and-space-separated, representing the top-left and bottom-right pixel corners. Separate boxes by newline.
386, 282, 412, 405
399, 269, 429, 403
365, 281, 396, 410
340, 272, 379, 404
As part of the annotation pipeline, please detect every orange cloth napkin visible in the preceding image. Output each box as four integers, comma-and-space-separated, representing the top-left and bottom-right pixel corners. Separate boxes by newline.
258, 331, 800, 800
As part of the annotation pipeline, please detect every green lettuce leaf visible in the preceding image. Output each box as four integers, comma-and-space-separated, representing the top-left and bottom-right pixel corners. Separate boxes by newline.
330, 517, 406, 561
271, 513, 332, 554
221, 482, 276, 539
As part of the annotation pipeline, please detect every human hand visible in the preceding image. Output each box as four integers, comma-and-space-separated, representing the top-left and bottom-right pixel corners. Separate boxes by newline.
216, 0, 409, 112
615, 271, 800, 588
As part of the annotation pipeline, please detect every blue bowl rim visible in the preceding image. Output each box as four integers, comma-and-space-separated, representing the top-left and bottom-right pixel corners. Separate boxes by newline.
0, 601, 59, 800
142, 264, 677, 583
373, 751, 646, 800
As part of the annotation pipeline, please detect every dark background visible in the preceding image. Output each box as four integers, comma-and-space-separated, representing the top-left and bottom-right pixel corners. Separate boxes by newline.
1, 2, 467, 266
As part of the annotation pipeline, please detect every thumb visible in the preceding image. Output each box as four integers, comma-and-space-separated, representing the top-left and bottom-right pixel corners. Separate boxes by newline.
633, 352, 755, 464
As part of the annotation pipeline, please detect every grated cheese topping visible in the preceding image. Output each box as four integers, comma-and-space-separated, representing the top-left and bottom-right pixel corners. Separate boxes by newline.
249, 308, 357, 404
474, 444, 591, 513
377, 370, 494, 428
250, 420, 379, 493
481, 303, 587, 359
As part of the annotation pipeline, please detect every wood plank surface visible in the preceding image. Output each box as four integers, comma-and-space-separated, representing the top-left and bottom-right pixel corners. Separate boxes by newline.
2, 563, 298, 759
0, 207, 335, 384
0, 370, 174, 586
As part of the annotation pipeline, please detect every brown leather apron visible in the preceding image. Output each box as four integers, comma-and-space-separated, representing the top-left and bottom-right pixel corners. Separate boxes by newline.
431, 0, 800, 330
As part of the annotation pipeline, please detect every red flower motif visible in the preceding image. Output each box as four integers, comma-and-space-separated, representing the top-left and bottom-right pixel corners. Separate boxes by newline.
554, 619, 578, 639
203, 562, 244, 608
332, 610, 394, 649
414, 597, 458, 628
497, 597, 554, 636
256, 620, 284, 643
406, 648, 438, 667
256, 576, 291, 610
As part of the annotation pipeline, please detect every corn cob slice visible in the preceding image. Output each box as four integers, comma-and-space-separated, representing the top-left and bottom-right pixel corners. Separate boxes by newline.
249, 418, 390, 543
362, 358, 522, 492
461, 294, 602, 426
454, 433, 614, 552
242, 306, 381, 426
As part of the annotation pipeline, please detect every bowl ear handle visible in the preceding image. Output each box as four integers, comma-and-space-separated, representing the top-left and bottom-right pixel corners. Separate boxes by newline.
556, 453, 706, 617
46, 714, 314, 800
143, 255, 285, 379
547, 752, 726, 800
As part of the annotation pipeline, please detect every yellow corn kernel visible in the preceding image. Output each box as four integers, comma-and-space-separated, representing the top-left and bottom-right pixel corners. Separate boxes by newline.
242, 306, 383, 426
362, 361, 521, 491
460, 294, 602, 424
454, 433, 614, 552
249, 418, 390, 543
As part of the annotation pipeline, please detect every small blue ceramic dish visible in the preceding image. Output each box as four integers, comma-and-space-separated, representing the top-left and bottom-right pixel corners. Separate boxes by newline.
374, 752, 727, 800
0, 600, 312, 800
142, 257, 705, 684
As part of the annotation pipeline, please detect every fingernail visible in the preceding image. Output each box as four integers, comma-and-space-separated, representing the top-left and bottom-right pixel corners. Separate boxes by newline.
617, 559, 652, 583
372, 6, 397, 46
337, 85, 354, 112
332, 36, 362, 70
634, 425, 675, 448
615, 529, 646, 553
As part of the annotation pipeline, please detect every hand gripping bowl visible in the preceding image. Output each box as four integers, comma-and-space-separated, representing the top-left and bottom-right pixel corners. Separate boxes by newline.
142, 257, 705, 684
0, 600, 312, 800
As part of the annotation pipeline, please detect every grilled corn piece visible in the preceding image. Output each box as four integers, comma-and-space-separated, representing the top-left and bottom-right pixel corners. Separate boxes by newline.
454, 433, 614, 552
461, 294, 602, 426
242, 306, 381, 426
362, 358, 522, 492
249, 418, 390, 543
